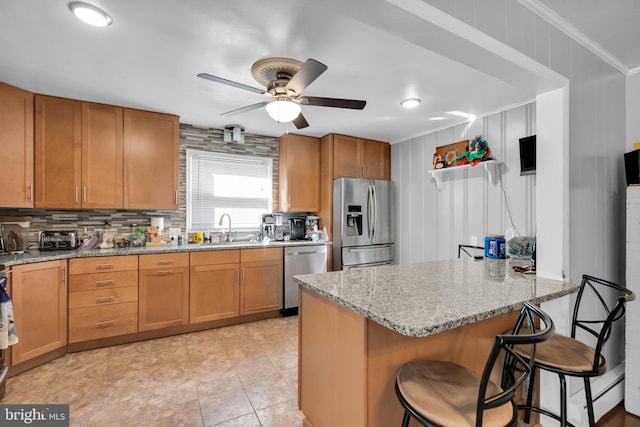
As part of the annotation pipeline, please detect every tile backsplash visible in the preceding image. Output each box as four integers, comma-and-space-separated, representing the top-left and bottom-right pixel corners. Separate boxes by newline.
0, 123, 280, 246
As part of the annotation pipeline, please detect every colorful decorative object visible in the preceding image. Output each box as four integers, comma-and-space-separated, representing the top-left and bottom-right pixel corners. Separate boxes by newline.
456, 136, 491, 166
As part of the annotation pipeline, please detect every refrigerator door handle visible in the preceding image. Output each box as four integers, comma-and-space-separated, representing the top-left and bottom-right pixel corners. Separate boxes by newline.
347, 244, 393, 252
372, 183, 377, 240
367, 184, 373, 239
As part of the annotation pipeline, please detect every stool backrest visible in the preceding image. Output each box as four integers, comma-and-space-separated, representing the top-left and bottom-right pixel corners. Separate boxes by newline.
476, 302, 554, 426
458, 244, 484, 260
571, 274, 636, 374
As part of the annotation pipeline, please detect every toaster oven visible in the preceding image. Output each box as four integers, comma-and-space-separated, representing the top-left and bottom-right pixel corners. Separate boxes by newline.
40, 231, 77, 251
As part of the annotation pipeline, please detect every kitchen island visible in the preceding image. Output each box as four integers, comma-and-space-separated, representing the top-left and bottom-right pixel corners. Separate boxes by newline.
294, 258, 578, 427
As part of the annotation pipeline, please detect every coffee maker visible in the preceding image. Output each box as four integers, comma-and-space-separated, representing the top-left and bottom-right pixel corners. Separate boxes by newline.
261, 213, 283, 241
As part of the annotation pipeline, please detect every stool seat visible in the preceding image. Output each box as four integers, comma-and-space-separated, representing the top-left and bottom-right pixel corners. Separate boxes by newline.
396, 360, 514, 427
394, 302, 554, 427
516, 329, 604, 372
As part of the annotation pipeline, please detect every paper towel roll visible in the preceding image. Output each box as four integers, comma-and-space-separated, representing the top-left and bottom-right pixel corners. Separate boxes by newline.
151, 217, 164, 232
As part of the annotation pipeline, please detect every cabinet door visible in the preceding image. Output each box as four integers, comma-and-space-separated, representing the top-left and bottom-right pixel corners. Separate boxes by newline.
279, 133, 320, 212
190, 263, 240, 323
35, 95, 82, 208
333, 134, 360, 178
138, 267, 189, 331
0, 83, 34, 207
82, 103, 123, 208
360, 139, 388, 180
241, 259, 282, 315
123, 109, 179, 209
11, 260, 67, 365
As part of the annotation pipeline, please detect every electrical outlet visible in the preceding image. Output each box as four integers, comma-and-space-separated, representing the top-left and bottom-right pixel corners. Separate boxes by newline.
470, 235, 478, 246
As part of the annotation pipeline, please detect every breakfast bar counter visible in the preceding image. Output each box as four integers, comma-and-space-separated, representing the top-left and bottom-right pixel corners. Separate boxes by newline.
294, 258, 578, 427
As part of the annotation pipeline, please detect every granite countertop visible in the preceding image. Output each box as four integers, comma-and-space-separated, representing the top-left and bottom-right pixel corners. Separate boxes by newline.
294, 258, 578, 338
0, 240, 330, 267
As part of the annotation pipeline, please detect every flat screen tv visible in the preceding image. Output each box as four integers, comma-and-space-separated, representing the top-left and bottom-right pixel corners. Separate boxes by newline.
519, 135, 536, 176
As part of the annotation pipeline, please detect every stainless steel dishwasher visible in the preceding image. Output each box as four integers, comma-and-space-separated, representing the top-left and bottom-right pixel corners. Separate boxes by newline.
283, 245, 327, 316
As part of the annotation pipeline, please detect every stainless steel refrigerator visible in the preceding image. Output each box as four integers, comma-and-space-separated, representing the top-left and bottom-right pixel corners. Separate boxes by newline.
332, 178, 394, 270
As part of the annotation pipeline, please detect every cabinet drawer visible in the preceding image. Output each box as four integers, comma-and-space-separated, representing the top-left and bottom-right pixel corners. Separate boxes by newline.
240, 247, 283, 263
69, 255, 138, 275
69, 286, 138, 309
68, 270, 138, 292
190, 249, 240, 266
139, 252, 189, 269
69, 302, 138, 343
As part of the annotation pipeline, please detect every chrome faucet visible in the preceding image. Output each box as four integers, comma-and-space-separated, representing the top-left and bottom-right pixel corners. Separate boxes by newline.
218, 213, 232, 241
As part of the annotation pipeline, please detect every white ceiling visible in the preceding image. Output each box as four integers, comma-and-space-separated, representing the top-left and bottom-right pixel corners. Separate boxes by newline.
0, 0, 636, 143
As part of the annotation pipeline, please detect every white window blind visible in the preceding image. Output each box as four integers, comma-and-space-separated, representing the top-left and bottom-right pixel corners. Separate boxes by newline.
187, 149, 272, 231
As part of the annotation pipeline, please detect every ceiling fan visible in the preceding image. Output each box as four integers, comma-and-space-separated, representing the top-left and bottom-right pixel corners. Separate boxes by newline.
197, 57, 366, 129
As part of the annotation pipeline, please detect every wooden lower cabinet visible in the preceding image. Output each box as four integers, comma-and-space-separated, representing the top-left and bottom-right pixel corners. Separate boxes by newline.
240, 248, 283, 315
68, 256, 139, 343
138, 253, 189, 331
190, 250, 240, 323
10, 260, 67, 365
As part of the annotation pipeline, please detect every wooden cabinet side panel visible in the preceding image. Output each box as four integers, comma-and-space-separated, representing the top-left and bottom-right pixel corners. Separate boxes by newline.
34, 95, 82, 208
123, 109, 179, 209
82, 103, 123, 208
365, 311, 519, 427
189, 264, 240, 323
10, 260, 67, 364
138, 267, 189, 331
299, 289, 366, 427
0, 83, 34, 207
319, 134, 334, 243
382, 142, 391, 180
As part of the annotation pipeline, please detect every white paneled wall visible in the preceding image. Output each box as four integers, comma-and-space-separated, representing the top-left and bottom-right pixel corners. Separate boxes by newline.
392, 103, 536, 264
409, 1, 627, 424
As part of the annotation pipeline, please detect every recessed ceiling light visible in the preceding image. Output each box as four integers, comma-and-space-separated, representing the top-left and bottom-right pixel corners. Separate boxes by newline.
400, 98, 421, 109
446, 110, 476, 119
68, 2, 113, 27
429, 117, 446, 121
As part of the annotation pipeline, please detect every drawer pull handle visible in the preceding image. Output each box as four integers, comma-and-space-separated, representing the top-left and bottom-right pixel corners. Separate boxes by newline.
95, 320, 114, 328
95, 264, 115, 270
157, 270, 174, 274
95, 296, 114, 304
157, 260, 174, 265
95, 280, 115, 286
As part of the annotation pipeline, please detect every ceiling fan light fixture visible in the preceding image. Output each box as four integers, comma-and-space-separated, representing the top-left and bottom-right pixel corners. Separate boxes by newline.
266, 99, 301, 123
401, 98, 421, 109
68, 2, 113, 27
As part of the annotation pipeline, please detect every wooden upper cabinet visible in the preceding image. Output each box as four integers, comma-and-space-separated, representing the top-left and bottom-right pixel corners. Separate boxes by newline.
279, 133, 320, 212
361, 138, 390, 180
331, 134, 390, 180
82, 103, 124, 209
35, 95, 124, 208
35, 95, 82, 208
123, 109, 179, 210
333, 134, 360, 178
0, 82, 34, 208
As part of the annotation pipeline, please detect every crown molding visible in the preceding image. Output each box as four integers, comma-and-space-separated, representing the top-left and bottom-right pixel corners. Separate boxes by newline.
517, 0, 629, 75
629, 66, 640, 76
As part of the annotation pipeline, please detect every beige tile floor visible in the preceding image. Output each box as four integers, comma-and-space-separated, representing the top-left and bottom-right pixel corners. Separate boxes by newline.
2, 316, 303, 427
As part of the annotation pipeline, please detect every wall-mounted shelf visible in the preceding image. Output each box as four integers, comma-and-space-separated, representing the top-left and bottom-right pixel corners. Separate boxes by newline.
428, 160, 502, 189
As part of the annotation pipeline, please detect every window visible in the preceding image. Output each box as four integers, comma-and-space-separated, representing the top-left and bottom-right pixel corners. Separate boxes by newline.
187, 149, 272, 231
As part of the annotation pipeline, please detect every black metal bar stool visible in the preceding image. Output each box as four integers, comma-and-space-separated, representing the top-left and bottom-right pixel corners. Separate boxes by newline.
516, 274, 635, 427
395, 302, 554, 427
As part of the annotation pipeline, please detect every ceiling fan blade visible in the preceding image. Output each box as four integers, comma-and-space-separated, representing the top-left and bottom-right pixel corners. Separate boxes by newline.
293, 113, 309, 129
285, 59, 327, 96
197, 73, 267, 95
298, 96, 366, 110
221, 101, 269, 116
